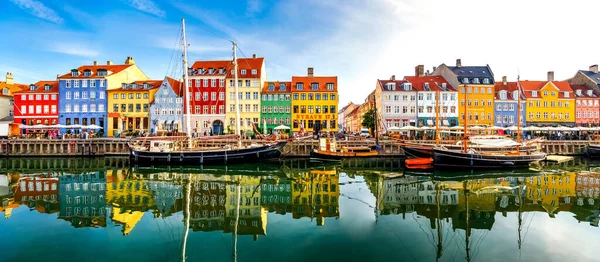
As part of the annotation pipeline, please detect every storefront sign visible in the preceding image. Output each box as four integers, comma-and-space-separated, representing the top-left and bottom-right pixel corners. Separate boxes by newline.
293, 114, 336, 120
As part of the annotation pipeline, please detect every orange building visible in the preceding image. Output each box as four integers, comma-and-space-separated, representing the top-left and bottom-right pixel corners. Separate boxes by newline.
291, 68, 338, 134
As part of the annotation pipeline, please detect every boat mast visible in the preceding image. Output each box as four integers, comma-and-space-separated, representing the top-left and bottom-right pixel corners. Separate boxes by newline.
436, 90, 440, 146
181, 175, 191, 262
374, 94, 379, 147
463, 86, 468, 153
436, 182, 443, 261
182, 18, 192, 141
233, 181, 241, 262
233, 42, 242, 148
517, 182, 523, 251
516, 76, 522, 151
464, 182, 471, 262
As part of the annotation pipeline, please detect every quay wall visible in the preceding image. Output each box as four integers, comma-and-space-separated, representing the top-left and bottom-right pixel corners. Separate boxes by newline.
0, 138, 595, 157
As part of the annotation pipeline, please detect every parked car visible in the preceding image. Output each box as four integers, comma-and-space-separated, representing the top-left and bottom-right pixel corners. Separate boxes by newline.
360, 128, 370, 138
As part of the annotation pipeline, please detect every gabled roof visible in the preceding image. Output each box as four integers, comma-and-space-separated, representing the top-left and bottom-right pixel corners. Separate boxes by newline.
446, 65, 495, 84
58, 64, 133, 79
165, 77, 183, 96
262, 81, 291, 94
377, 79, 408, 91
519, 81, 573, 99
494, 81, 520, 100
14, 81, 59, 94
190, 57, 265, 78
347, 106, 360, 116
0, 81, 27, 97
111, 80, 163, 91
570, 84, 599, 98
404, 75, 455, 92
291, 76, 337, 92
580, 70, 600, 84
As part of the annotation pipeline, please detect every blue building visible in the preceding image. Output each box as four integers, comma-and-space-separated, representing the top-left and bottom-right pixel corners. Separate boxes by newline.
149, 77, 184, 134
58, 172, 107, 228
494, 77, 526, 127
57, 57, 147, 136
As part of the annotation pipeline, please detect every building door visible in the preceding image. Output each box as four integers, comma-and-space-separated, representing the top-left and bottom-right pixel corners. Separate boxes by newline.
212, 120, 223, 135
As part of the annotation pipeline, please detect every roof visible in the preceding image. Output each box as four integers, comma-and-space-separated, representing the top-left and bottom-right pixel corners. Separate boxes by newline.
0, 115, 14, 122
377, 79, 408, 91
165, 77, 183, 96
190, 57, 265, 78
291, 76, 337, 92
347, 106, 360, 116
494, 81, 520, 100
581, 70, 600, 85
570, 84, 599, 98
14, 81, 59, 94
519, 81, 573, 99
110, 80, 163, 91
447, 65, 495, 84
0, 82, 27, 97
58, 64, 133, 79
404, 75, 455, 92
262, 81, 291, 94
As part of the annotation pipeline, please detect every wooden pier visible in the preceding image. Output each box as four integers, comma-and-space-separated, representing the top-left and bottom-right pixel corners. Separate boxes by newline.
0, 138, 595, 157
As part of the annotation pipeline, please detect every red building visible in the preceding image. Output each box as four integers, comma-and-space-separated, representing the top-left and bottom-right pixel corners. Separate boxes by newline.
572, 85, 600, 126
187, 61, 229, 135
13, 81, 59, 129
13, 174, 59, 214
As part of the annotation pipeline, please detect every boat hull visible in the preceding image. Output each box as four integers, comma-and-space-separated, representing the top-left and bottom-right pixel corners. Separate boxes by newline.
129, 141, 286, 165
403, 144, 433, 158
310, 150, 379, 161
433, 148, 546, 169
588, 145, 600, 157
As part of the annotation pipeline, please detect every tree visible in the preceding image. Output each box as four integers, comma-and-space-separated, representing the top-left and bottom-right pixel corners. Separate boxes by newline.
361, 108, 376, 135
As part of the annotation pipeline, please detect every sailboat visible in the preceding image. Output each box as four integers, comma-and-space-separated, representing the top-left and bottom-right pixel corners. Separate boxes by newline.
432, 77, 546, 168
129, 18, 287, 165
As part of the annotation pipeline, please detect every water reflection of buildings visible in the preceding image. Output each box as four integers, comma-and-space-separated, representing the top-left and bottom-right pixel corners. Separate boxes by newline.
58, 172, 107, 228
14, 173, 60, 215
224, 176, 267, 238
574, 172, 600, 226
291, 169, 340, 226
262, 179, 292, 214
189, 175, 227, 233
524, 172, 577, 217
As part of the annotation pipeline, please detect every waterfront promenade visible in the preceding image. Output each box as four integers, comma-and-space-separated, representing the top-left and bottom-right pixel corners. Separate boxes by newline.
0, 137, 596, 157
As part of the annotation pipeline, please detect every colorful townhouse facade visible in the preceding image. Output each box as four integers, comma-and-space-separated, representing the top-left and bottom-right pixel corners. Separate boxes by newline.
149, 77, 184, 134
572, 85, 600, 126
520, 72, 575, 126
344, 106, 360, 133
13, 81, 59, 129
493, 77, 526, 127
260, 81, 291, 134
58, 172, 107, 228
188, 61, 228, 136
291, 68, 338, 134
224, 56, 266, 135
57, 57, 148, 135
107, 79, 161, 136
374, 77, 413, 133
0, 72, 27, 119
291, 169, 339, 226
405, 65, 458, 127
433, 59, 496, 126
337, 102, 359, 133
358, 91, 375, 131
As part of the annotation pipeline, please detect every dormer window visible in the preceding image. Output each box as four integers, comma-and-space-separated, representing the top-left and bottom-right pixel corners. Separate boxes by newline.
473, 78, 480, 84
531, 91, 537, 97
499, 91, 507, 100
512, 90, 518, 100
29, 84, 36, 91
209, 68, 215, 74
231, 70, 235, 75
132, 83, 138, 89
84, 70, 92, 77
241, 69, 247, 75
587, 90, 594, 96
219, 68, 225, 74
44, 84, 51, 91
122, 83, 127, 89
252, 69, 257, 75
268, 83, 275, 91
424, 83, 430, 91
97, 69, 107, 77
2, 88, 9, 95
311, 83, 319, 90
483, 78, 490, 84
462, 78, 469, 84
576, 90, 582, 96
564, 92, 570, 98
386, 83, 396, 90
143, 83, 149, 89
403, 83, 412, 91
326, 83, 334, 91
279, 83, 286, 91
440, 83, 447, 90
71, 70, 79, 77
296, 83, 304, 90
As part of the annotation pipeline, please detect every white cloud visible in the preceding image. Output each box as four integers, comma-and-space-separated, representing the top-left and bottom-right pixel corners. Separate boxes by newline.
48, 42, 99, 58
9, 0, 63, 24
125, 0, 166, 17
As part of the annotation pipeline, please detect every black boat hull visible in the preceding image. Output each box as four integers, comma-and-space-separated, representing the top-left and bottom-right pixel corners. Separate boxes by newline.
588, 145, 600, 157
433, 148, 546, 169
309, 151, 380, 161
403, 145, 433, 158
129, 142, 286, 165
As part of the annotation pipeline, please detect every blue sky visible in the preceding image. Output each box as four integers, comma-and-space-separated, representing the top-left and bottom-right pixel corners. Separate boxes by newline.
2, 0, 600, 106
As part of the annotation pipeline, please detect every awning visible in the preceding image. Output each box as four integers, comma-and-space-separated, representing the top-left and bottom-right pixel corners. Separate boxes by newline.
443, 120, 449, 126
426, 120, 433, 126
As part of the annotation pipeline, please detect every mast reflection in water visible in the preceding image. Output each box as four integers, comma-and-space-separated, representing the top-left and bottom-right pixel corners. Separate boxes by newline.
0, 158, 599, 262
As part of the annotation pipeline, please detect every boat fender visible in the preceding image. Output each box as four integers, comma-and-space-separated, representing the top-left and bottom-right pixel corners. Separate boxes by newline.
167, 154, 171, 162
180, 153, 184, 162
224, 151, 227, 163
200, 155, 204, 164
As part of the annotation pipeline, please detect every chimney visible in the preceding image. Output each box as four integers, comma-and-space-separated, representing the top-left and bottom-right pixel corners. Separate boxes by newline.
432, 66, 437, 72
107, 61, 113, 66
252, 54, 256, 59
415, 65, 424, 77
56, 74, 60, 80
547, 71, 554, 82
590, 64, 598, 74
93, 61, 98, 66
502, 76, 507, 85
5, 72, 13, 85
124, 56, 135, 65
456, 59, 462, 67
308, 67, 314, 77
391, 75, 396, 81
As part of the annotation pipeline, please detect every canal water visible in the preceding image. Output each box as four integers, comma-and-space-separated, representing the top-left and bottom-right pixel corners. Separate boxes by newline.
0, 158, 598, 262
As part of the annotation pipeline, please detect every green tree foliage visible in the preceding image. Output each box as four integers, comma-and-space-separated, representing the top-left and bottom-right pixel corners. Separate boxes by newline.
361, 108, 375, 134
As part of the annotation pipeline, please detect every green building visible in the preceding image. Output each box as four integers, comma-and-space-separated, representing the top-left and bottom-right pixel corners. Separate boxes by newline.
261, 81, 292, 135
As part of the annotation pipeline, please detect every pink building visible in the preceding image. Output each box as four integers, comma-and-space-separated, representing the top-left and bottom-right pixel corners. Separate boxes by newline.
572, 85, 600, 126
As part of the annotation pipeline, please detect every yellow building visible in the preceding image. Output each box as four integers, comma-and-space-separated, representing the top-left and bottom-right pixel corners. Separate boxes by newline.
432, 59, 495, 126
525, 172, 577, 216
224, 175, 267, 236
291, 68, 338, 134
224, 57, 266, 135
107, 80, 162, 136
521, 73, 576, 126
291, 169, 339, 226
111, 207, 145, 235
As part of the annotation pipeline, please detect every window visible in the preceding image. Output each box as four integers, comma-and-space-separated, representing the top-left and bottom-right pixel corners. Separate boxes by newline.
113, 104, 119, 112
43, 105, 49, 114
245, 80, 250, 87
385, 106, 391, 113
66, 92, 72, 100
74, 104, 79, 112
253, 92, 259, 100
195, 92, 201, 101
74, 92, 80, 99
531, 91, 537, 97
82, 80, 88, 87
296, 83, 304, 90
211, 92, 216, 101
65, 80, 71, 88
251, 69, 257, 75
241, 69, 247, 75
65, 104, 71, 112
253, 104, 258, 112
326, 83, 334, 90
82, 104, 88, 112
82, 92, 88, 99
203, 106, 208, 114
90, 80, 96, 87
202, 79, 208, 87
99, 91, 105, 99
246, 92, 251, 100
219, 92, 224, 100
74, 80, 79, 88
330, 94, 336, 100
195, 106, 201, 114
219, 105, 224, 114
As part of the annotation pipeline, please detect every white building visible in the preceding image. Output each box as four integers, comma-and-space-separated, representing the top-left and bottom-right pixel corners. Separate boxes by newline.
375, 76, 417, 134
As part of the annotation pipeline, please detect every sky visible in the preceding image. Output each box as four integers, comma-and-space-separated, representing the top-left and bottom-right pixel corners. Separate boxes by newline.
1, 0, 600, 106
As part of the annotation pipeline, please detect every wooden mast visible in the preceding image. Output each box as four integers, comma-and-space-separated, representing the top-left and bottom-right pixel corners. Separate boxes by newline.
233, 42, 242, 148
436, 90, 440, 145
463, 86, 468, 153
516, 76, 522, 152
182, 18, 192, 143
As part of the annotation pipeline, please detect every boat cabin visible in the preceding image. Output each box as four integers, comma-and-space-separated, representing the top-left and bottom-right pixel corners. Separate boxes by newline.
149, 140, 177, 152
